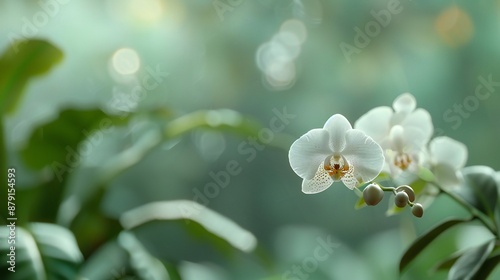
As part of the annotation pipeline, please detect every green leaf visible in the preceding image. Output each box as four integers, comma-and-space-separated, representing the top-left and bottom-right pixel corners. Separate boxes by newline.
20, 108, 127, 170
400, 217, 471, 273
164, 109, 293, 150
118, 231, 170, 280
449, 239, 495, 280
0, 223, 82, 280
78, 240, 129, 280
473, 250, 500, 280
120, 200, 258, 253
495, 171, 500, 236
0, 39, 63, 114
164, 109, 260, 138
455, 166, 498, 217
79, 233, 171, 280
432, 252, 462, 272
57, 128, 161, 227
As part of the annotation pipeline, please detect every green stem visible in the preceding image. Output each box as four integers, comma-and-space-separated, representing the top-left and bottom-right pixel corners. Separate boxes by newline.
353, 187, 363, 197
380, 185, 397, 195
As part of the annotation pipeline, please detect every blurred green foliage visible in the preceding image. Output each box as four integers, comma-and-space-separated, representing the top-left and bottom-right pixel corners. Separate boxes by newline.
0, 0, 500, 279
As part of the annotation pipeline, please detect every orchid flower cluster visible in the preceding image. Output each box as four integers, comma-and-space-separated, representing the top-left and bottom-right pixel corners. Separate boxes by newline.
289, 93, 500, 278
288, 93, 468, 218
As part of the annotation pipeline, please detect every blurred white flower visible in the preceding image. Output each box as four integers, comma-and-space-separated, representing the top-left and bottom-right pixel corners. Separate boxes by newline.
428, 136, 468, 189
355, 93, 433, 176
289, 114, 384, 193
415, 136, 468, 208
385, 124, 428, 175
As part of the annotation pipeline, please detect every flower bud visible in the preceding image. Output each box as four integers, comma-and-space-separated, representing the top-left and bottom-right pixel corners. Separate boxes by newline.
363, 183, 384, 206
394, 191, 409, 208
412, 203, 424, 218
395, 185, 415, 202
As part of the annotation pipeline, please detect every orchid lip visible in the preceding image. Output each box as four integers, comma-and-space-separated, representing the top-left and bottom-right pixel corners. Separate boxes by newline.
394, 152, 412, 170
323, 154, 351, 180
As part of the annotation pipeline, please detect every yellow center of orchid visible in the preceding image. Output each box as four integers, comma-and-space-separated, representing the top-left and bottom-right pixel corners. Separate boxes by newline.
323, 155, 351, 180
394, 152, 412, 170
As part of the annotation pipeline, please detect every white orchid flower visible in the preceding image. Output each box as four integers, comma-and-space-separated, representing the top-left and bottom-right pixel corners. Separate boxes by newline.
385, 124, 428, 176
289, 114, 385, 193
413, 136, 468, 208
354, 93, 433, 175
428, 136, 468, 189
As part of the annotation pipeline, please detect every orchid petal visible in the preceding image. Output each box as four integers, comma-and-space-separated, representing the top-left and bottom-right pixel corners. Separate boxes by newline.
354, 106, 393, 143
430, 136, 468, 170
402, 126, 430, 152
389, 125, 405, 153
323, 114, 352, 153
341, 129, 385, 183
434, 163, 461, 190
393, 93, 416, 114
400, 108, 433, 143
341, 170, 359, 190
289, 128, 332, 180
302, 164, 334, 194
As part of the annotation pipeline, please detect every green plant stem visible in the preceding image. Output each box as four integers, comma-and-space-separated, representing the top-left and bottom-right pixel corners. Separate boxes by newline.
380, 185, 396, 195
353, 187, 363, 197
436, 183, 498, 237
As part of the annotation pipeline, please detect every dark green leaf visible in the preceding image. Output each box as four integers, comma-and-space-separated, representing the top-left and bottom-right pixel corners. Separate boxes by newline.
473, 252, 500, 280
493, 171, 500, 234
0, 223, 82, 280
449, 239, 495, 280
400, 217, 471, 273
455, 166, 498, 217
0, 39, 63, 114
432, 252, 462, 272
20, 108, 127, 170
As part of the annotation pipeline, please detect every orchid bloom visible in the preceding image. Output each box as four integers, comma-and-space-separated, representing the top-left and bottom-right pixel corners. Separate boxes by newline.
289, 114, 384, 193
354, 93, 433, 175
428, 136, 468, 189
411, 136, 468, 207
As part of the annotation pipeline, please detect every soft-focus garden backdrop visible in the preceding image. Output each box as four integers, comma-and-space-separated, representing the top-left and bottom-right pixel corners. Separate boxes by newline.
1, 0, 500, 279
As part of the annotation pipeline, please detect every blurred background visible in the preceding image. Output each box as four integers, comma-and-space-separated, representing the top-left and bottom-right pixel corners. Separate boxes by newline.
1, 0, 500, 279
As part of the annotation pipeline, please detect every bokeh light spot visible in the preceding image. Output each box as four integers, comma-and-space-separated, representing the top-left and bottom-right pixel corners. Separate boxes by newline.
111, 48, 141, 75
256, 19, 307, 91
127, 0, 164, 24
280, 19, 308, 44
435, 5, 474, 47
